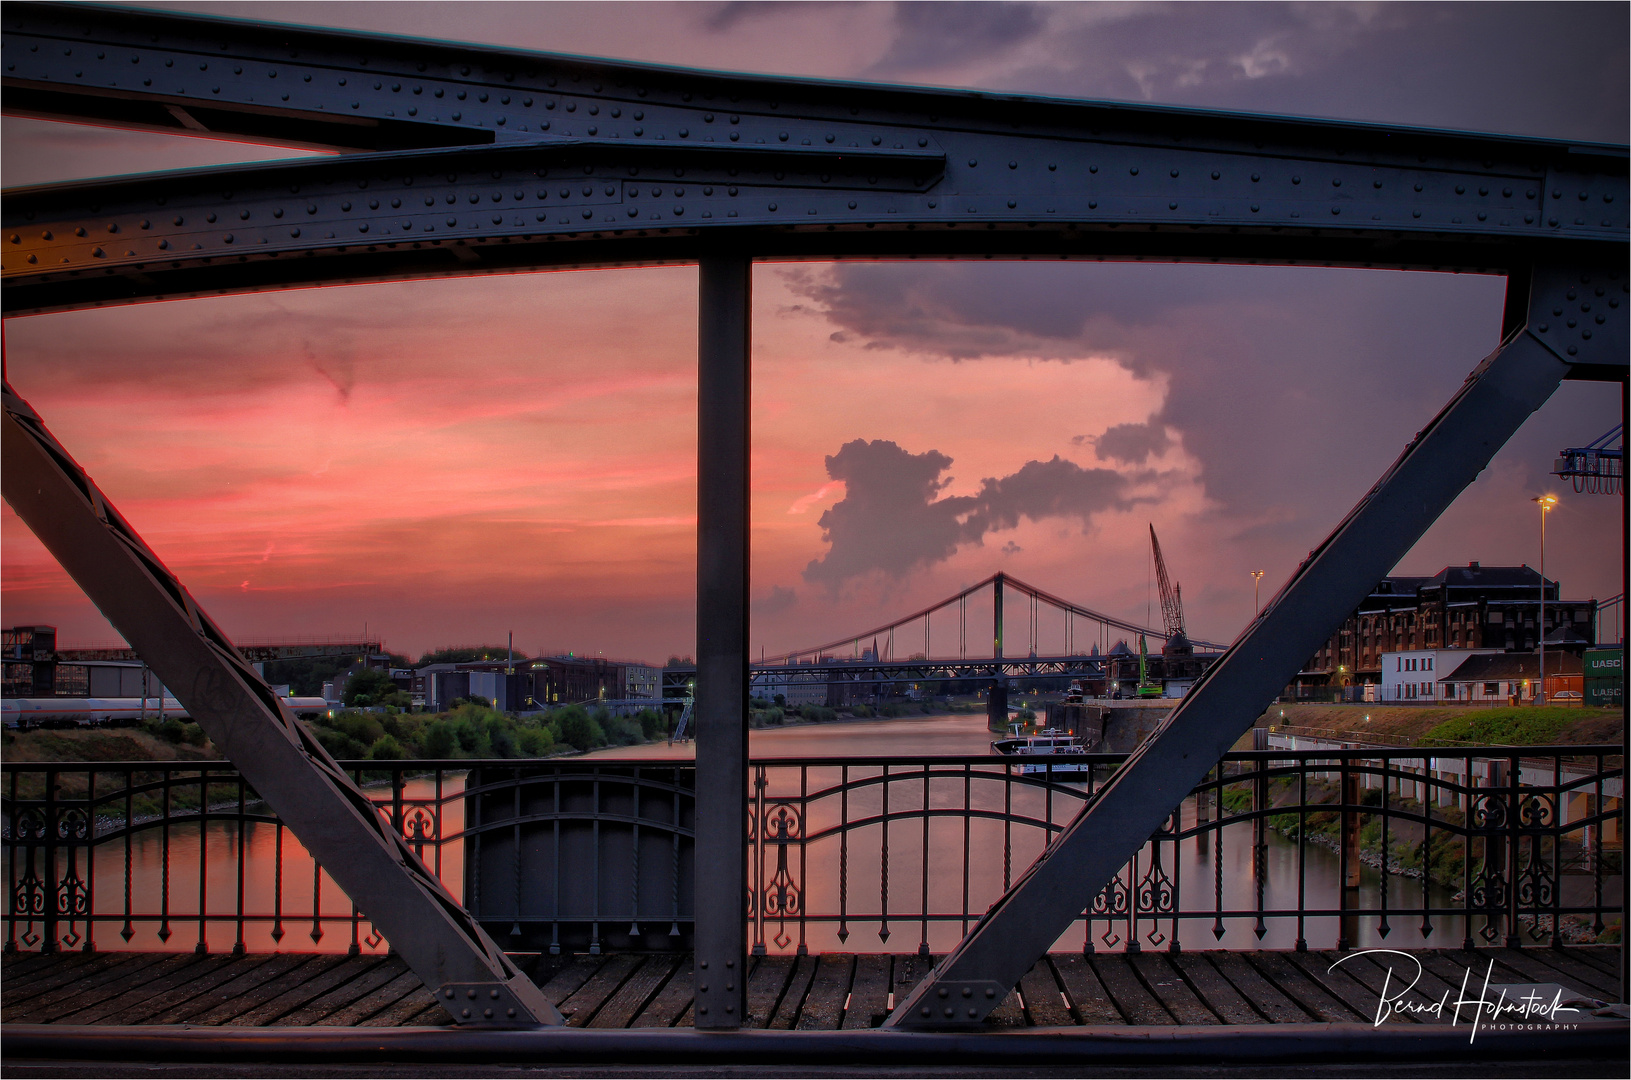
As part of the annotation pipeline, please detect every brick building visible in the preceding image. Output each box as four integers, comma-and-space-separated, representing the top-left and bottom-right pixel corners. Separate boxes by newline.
1293, 563, 1598, 698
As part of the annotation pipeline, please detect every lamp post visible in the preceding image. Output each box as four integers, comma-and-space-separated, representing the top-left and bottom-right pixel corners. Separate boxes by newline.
1251, 570, 1265, 615
1533, 494, 1557, 704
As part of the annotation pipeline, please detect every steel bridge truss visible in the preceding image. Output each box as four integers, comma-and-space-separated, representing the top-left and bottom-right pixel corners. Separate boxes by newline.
1, 1, 1625, 1030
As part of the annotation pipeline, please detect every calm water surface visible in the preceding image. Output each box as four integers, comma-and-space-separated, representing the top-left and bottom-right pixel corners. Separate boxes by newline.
48, 714, 1463, 954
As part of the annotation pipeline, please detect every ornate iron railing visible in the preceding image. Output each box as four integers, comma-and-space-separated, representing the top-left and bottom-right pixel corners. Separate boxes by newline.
3, 748, 1620, 957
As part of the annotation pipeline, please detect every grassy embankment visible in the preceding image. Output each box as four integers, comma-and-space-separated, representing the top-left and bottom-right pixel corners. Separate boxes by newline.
1261, 702, 1623, 746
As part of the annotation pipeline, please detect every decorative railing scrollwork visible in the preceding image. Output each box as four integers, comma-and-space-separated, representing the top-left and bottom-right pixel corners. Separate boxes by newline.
1, 748, 1621, 956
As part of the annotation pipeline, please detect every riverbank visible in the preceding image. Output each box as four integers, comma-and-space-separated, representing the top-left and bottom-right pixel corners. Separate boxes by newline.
1257, 703, 1624, 747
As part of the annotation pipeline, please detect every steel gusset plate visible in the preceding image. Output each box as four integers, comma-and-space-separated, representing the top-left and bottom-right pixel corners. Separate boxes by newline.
0, 378, 563, 1027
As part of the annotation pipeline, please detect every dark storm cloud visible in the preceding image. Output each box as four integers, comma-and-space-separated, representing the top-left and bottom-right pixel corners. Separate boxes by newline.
785, 262, 1238, 361
865, 3, 1627, 144
789, 260, 1508, 542
1093, 422, 1171, 466
869, 2, 1048, 74
803, 439, 1128, 589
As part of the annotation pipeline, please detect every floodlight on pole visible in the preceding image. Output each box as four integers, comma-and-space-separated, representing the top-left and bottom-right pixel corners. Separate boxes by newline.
1251, 570, 1265, 616
1533, 494, 1557, 705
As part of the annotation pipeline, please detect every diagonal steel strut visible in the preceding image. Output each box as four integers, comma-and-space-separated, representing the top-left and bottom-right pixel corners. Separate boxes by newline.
888, 263, 1622, 1028
1, 378, 562, 1027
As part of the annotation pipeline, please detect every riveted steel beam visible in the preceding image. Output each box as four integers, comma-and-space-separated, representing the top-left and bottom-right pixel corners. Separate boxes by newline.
887, 262, 1625, 1028
4, 4, 1626, 313
0, 378, 562, 1028
694, 254, 752, 1029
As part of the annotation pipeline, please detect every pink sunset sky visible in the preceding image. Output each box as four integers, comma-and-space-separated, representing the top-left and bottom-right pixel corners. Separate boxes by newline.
3, 2, 1626, 663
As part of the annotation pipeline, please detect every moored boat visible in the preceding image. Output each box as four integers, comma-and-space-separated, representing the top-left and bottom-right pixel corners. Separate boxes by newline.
990, 723, 1091, 774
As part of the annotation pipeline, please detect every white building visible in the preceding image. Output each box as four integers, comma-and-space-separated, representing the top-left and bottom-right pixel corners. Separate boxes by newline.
1379, 649, 1500, 703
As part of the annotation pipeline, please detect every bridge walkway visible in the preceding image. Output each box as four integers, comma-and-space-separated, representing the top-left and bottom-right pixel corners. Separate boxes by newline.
3, 946, 1621, 1030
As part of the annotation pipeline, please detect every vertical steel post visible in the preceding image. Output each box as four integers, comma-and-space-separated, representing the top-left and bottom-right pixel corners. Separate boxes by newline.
993, 572, 1005, 659
694, 254, 751, 1030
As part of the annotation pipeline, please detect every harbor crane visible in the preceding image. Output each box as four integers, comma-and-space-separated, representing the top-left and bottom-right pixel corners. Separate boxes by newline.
1149, 525, 1190, 653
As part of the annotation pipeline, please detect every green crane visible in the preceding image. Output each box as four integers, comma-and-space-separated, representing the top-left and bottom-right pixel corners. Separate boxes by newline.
1135, 633, 1163, 698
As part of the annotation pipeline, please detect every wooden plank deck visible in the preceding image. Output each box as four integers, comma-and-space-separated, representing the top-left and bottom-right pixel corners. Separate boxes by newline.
3, 948, 1621, 1030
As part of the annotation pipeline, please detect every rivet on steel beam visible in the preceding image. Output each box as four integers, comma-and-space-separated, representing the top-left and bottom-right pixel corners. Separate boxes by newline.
1332, 178, 1341, 187
1089, 165, 1098, 173
1251, 173, 1260, 182
1292, 176, 1301, 184
1130, 166, 1139, 175
1170, 169, 1179, 178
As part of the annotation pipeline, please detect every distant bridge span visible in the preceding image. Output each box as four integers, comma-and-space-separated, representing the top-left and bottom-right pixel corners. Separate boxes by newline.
773, 570, 1227, 667
663, 570, 1225, 707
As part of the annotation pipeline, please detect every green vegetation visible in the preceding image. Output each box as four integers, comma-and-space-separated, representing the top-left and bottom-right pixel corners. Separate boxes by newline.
262, 652, 410, 696
300, 701, 668, 760
342, 668, 411, 709
1418, 706, 1590, 747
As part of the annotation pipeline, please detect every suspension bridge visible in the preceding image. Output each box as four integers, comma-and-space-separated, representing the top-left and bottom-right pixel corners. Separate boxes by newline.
662, 570, 1229, 723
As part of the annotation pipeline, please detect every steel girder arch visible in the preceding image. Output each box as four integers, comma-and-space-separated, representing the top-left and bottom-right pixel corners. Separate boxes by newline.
2, 1, 1626, 1034
3, 2, 1629, 311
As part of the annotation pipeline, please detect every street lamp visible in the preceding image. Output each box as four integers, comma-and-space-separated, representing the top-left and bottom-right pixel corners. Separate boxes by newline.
1251, 570, 1265, 615
1532, 494, 1557, 704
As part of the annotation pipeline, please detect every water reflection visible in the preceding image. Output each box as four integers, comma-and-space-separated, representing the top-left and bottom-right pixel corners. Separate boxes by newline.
55, 715, 1462, 954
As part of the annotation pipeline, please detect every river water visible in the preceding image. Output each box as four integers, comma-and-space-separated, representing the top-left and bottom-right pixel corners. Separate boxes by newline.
46, 714, 1464, 954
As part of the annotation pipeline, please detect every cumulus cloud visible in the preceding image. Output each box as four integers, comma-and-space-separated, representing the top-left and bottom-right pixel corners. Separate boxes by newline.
754, 584, 797, 616
1093, 421, 1172, 466
802, 439, 1128, 589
